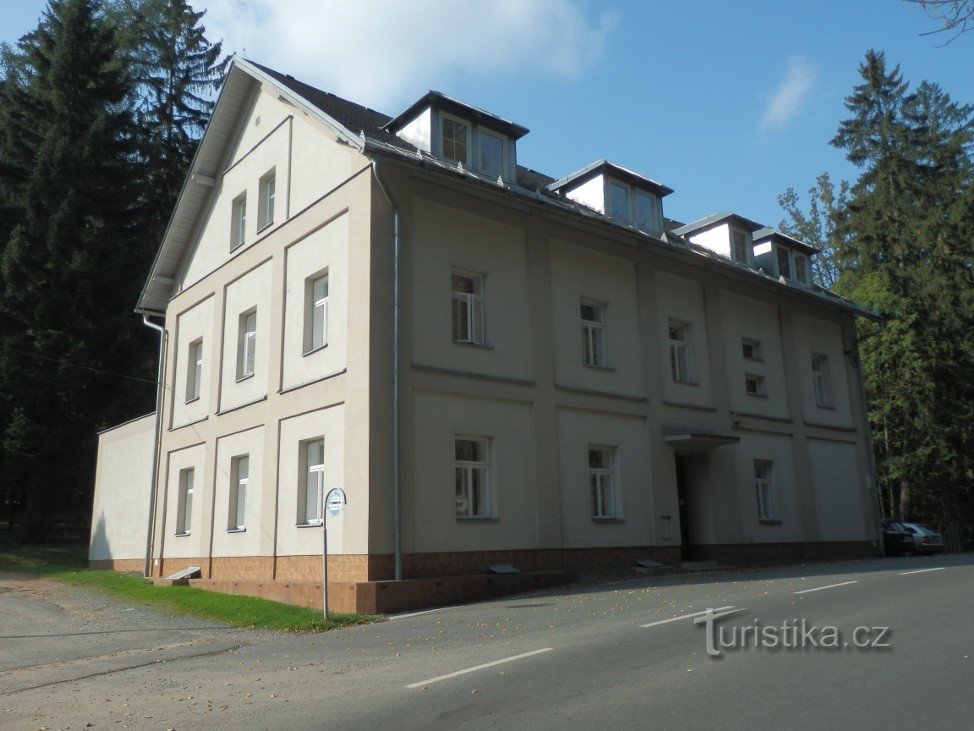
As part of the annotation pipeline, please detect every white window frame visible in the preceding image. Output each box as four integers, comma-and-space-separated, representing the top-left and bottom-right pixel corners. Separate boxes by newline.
455, 436, 491, 519
300, 438, 325, 526
258, 170, 275, 230
440, 113, 470, 165
811, 353, 833, 407
668, 320, 692, 383
451, 268, 485, 345
754, 460, 775, 521
606, 180, 630, 221
731, 229, 750, 264
745, 373, 766, 397
186, 338, 203, 402
588, 445, 617, 519
176, 467, 194, 535
479, 129, 505, 179
742, 337, 763, 361
580, 299, 606, 367
231, 193, 246, 250
228, 455, 248, 531
304, 272, 329, 354
634, 191, 662, 234
237, 309, 257, 380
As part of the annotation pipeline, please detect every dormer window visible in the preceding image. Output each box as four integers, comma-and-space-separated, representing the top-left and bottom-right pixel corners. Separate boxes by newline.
479, 131, 504, 178
776, 246, 792, 279
794, 254, 810, 285
732, 230, 749, 264
607, 182, 629, 220
635, 191, 662, 234
441, 115, 469, 164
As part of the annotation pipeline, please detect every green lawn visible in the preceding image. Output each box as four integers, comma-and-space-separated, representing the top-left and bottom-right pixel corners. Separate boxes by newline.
0, 545, 380, 632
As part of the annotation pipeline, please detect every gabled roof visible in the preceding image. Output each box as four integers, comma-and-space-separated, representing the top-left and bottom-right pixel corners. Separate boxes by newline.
383, 90, 529, 140
672, 212, 764, 237
752, 227, 820, 255
546, 159, 674, 198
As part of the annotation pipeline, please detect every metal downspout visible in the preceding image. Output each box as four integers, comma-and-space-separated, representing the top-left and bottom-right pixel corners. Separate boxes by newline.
141, 315, 167, 578
371, 159, 403, 581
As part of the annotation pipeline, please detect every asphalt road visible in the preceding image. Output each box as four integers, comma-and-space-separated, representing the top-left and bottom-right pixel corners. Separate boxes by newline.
1, 553, 972, 729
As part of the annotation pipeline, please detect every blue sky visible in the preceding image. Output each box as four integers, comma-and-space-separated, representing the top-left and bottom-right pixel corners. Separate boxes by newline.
3, 0, 973, 227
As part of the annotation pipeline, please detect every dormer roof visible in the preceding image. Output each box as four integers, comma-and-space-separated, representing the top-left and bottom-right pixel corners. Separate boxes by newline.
672, 212, 764, 237
752, 227, 820, 254
383, 90, 529, 140
547, 159, 674, 197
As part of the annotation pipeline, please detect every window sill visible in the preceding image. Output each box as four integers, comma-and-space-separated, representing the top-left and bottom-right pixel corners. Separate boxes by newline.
174, 531, 191, 537
815, 403, 836, 410
296, 521, 323, 528
746, 392, 769, 399
743, 356, 765, 363
226, 527, 246, 533
235, 372, 255, 384
256, 221, 274, 234
583, 363, 615, 372
185, 396, 201, 405
452, 340, 493, 350
230, 241, 246, 253
456, 516, 498, 522
758, 519, 782, 525
672, 379, 699, 387
592, 517, 624, 523
302, 344, 328, 357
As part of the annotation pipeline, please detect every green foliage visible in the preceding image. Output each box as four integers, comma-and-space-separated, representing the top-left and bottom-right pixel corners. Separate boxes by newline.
802, 50, 974, 540
778, 172, 850, 289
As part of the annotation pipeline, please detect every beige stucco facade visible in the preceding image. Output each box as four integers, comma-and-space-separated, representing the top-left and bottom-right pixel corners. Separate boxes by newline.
90, 62, 880, 584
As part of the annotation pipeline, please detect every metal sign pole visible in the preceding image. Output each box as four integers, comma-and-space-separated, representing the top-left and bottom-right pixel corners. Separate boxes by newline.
322, 519, 328, 619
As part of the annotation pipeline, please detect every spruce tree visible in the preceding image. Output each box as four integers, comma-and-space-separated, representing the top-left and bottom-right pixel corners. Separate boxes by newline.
0, 0, 153, 541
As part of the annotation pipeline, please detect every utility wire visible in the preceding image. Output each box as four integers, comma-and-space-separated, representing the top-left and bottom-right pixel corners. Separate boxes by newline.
5, 347, 163, 386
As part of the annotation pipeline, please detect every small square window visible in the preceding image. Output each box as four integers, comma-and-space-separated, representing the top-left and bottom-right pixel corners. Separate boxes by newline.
455, 437, 490, 518
258, 170, 275, 230
742, 337, 763, 361
745, 373, 766, 396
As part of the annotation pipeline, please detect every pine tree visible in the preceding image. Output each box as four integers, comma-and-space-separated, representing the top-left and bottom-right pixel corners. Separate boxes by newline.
828, 50, 974, 545
777, 172, 850, 289
0, 0, 154, 541
109, 0, 228, 239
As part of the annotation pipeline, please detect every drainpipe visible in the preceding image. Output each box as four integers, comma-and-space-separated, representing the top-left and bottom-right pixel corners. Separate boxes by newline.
371, 159, 403, 581
142, 315, 167, 578
847, 343, 884, 557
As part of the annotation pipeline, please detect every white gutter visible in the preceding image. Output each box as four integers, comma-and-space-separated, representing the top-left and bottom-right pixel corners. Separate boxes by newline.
370, 159, 403, 581
141, 315, 167, 577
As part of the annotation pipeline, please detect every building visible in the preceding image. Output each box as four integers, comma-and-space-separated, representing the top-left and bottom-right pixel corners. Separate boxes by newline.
89, 58, 881, 611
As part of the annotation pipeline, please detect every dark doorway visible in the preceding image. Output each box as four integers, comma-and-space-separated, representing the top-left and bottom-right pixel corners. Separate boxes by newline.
675, 454, 701, 561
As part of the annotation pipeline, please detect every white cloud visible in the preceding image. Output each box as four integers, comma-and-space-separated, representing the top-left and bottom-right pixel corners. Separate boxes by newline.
759, 56, 816, 133
203, 0, 615, 111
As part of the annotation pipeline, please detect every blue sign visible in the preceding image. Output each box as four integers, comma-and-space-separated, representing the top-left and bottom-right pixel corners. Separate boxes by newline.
326, 488, 346, 517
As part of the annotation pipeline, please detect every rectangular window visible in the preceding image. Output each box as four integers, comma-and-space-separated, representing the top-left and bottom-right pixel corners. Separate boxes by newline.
745, 373, 766, 396
231, 194, 246, 249
754, 460, 775, 520
304, 272, 329, 353
588, 446, 616, 519
742, 337, 763, 361
237, 309, 257, 380
455, 437, 490, 518
811, 354, 833, 407
177, 468, 194, 535
186, 338, 203, 402
301, 438, 325, 526
258, 171, 275, 230
451, 269, 485, 345
229, 455, 248, 531
732, 230, 749, 264
441, 116, 468, 164
635, 192, 661, 233
607, 182, 629, 220
580, 300, 606, 367
479, 131, 504, 178
776, 246, 792, 279
668, 321, 691, 383
794, 254, 810, 285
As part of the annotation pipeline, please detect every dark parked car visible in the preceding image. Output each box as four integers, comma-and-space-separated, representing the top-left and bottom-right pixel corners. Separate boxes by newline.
881, 520, 915, 556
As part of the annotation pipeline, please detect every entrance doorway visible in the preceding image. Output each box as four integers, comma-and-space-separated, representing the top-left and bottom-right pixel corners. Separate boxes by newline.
675, 454, 704, 561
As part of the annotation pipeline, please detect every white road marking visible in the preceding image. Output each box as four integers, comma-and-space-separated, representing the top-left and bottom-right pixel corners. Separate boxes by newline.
406, 648, 553, 689
640, 606, 735, 628
793, 580, 858, 595
389, 606, 450, 620
899, 567, 946, 576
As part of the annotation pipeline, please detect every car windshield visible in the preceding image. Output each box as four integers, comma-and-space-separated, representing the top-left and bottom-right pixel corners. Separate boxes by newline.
917, 525, 936, 533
